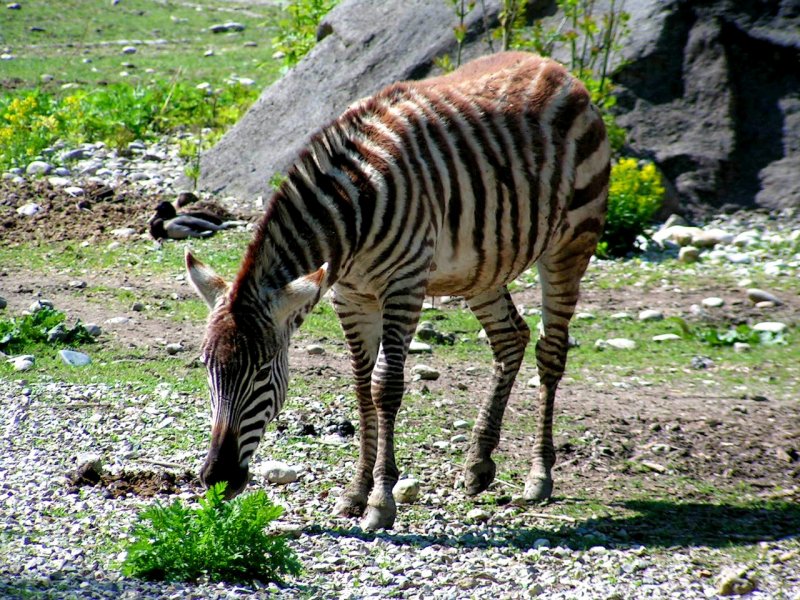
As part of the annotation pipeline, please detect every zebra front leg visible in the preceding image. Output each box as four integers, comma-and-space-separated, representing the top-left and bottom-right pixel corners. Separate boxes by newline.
331, 288, 381, 518
360, 290, 425, 530
525, 239, 596, 502
464, 288, 531, 495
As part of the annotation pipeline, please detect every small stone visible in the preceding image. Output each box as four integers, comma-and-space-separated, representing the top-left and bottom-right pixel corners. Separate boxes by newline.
27, 160, 53, 176
28, 299, 53, 313
733, 342, 750, 353
662, 214, 687, 228
59, 349, 91, 367
306, 344, 325, 355
652, 334, 681, 342
691, 356, 714, 370
130, 301, 145, 312
716, 566, 756, 596
408, 340, 432, 354
701, 297, 724, 308
450, 433, 468, 443
652, 225, 700, 247
64, 186, 84, 197
104, 316, 130, 326
692, 228, 733, 248
775, 448, 798, 463
533, 538, 551, 549
575, 312, 595, 320
411, 364, 440, 381
392, 478, 420, 504
755, 301, 777, 309
111, 227, 138, 238
81, 323, 101, 338
638, 309, 663, 321
121, 46, 137, 54
69, 280, 87, 289
726, 252, 752, 264
16, 202, 41, 216
527, 375, 540, 387
204, 49, 215, 57
60, 148, 86, 161
752, 322, 787, 334
678, 245, 700, 263
8, 355, 34, 371
0, 296, 6, 309
256, 460, 297, 485
604, 338, 637, 350
7, 3, 22, 9
466, 508, 491, 522
46, 324, 67, 343
746, 288, 782, 306
453, 419, 470, 430
165, 343, 183, 355
610, 312, 632, 320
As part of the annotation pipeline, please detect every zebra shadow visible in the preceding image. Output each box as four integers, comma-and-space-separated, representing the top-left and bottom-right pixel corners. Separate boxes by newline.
304, 498, 800, 550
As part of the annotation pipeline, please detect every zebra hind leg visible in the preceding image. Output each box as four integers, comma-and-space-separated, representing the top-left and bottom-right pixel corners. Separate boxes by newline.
331, 289, 382, 518
525, 237, 596, 502
464, 287, 531, 496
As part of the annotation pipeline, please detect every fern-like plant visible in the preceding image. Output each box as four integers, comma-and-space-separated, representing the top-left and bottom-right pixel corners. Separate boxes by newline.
122, 483, 301, 583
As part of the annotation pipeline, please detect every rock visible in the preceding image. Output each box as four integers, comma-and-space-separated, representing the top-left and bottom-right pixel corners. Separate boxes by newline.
104, 316, 130, 326
466, 508, 491, 522
597, 338, 637, 350
0, 296, 6, 309
121, 46, 137, 54
533, 538, 551, 549
775, 448, 799, 463
662, 214, 687, 228
199, 0, 501, 199
46, 324, 67, 343
7, 3, 22, 9
450, 434, 467, 444
408, 340, 432, 354
652, 225, 701, 247
16, 203, 41, 217
746, 288, 782, 306
165, 343, 183, 355
332, 419, 355, 437
306, 344, 326, 355
83, 323, 102, 337
610, 312, 632, 320
28, 299, 53, 313
60, 148, 86, 161
8, 355, 34, 371
452, 419, 470, 430
256, 460, 298, 485
64, 186, 84, 197
25, 161, 52, 176
209, 22, 246, 33
111, 227, 138, 238
527, 375, 540, 387
733, 342, 750, 353
411, 364, 439, 381
692, 228, 733, 248
575, 312, 595, 320
701, 297, 724, 308
638, 309, 664, 321
725, 252, 752, 264
691, 356, 714, 370
652, 333, 681, 342
752, 322, 787, 334
59, 349, 91, 367
130, 302, 144, 312
716, 566, 756, 596
392, 478, 420, 504
678, 245, 700, 263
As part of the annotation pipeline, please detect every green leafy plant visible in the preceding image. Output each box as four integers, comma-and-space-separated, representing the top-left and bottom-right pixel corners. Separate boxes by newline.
272, 0, 339, 69
0, 307, 94, 354
121, 482, 301, 583
671, 317, 788, 347
598, 158, 664, 257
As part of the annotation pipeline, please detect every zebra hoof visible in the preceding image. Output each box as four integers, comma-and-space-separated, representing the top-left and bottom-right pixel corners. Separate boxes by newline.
333, 494, 367, 518
523, 476, 553, 502
464, 457, 496, 496
360, 505, 396, 531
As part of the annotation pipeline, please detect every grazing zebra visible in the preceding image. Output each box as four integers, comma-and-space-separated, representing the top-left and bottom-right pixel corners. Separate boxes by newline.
186, 51, 610, 530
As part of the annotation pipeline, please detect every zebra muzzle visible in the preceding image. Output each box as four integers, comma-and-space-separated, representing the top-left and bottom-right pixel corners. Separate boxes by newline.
199, 427, 249, 499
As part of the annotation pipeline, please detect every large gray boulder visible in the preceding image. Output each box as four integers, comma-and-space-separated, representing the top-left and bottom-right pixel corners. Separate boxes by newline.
199, 0, 501, 202
199, 0, 800, 216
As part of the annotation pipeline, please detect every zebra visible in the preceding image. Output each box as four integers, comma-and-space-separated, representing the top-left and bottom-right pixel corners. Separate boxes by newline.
186, 51, 610, 530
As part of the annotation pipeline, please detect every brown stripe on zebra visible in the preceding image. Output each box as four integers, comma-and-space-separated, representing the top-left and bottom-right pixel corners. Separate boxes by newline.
185, 51, 611, 530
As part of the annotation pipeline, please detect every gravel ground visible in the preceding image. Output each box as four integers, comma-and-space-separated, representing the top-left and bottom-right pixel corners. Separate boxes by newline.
1, 141, 800, 598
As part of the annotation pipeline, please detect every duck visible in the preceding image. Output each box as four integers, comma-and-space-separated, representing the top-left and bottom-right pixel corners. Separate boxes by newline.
149, 215, 229, 240
152, 200, 230, 226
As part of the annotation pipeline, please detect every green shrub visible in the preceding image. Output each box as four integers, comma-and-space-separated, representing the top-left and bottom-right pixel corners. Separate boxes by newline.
272, 0, 339, 68
598, 158, 664, 257
671, 318, 788, 347
0, 307, 94, 354
0, 81, 258, 169
122, 483, 301, 584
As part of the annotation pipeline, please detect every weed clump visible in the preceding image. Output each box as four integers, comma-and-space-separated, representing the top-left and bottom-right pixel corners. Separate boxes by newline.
0, 307, 94, 354
121, 483, 301, 584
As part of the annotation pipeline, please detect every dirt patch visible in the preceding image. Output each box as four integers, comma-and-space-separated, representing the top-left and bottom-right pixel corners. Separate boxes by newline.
0, 178, 158, 245
67, 461, 200, 498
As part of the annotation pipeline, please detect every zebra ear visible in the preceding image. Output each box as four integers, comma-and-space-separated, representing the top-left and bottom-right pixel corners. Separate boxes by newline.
272, 263, 328, 324
185, 248, 229, 309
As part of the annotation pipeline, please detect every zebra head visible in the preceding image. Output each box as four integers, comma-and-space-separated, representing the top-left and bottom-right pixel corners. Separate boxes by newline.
185, 249, 326, 498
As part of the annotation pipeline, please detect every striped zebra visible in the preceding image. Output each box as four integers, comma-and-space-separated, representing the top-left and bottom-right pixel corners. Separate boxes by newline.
186, 51, 610, 530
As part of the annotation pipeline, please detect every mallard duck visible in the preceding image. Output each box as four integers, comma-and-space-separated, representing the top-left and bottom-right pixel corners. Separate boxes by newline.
149, 215, 227, 240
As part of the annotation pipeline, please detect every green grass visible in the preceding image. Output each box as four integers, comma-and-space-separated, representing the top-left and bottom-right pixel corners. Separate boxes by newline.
0, 0, 283, 90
